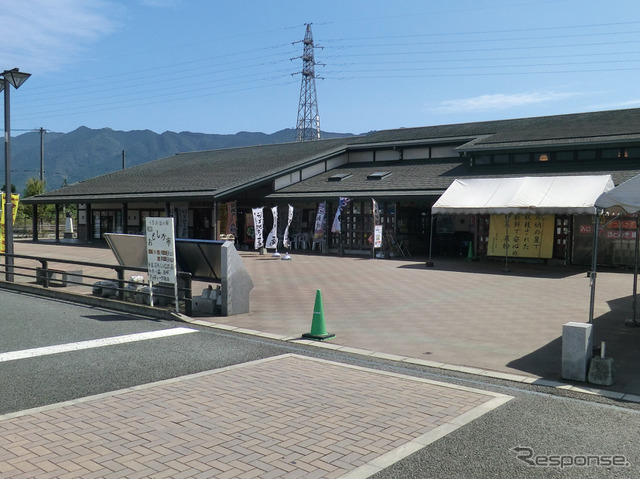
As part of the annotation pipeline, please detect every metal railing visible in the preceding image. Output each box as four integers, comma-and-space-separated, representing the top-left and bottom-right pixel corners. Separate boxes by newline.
0, 252, 193, 316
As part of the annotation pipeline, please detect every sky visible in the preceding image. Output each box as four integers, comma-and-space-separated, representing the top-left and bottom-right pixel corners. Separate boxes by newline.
2, 0, 640, 136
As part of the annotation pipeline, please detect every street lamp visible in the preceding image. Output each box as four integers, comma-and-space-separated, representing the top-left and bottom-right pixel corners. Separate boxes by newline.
1, 68, 31, 281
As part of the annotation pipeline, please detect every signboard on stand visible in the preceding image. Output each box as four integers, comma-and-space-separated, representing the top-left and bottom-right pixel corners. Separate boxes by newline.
145, 217, 178, 311
374, 225, 383, 248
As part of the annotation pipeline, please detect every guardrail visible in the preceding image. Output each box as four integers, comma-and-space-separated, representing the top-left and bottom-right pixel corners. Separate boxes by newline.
0, 252, 193, 316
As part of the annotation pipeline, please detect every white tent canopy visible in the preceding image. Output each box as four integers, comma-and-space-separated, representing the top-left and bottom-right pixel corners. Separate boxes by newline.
591, 173, 640, 325
595, 173, 640, 213
432, 175, 615, 215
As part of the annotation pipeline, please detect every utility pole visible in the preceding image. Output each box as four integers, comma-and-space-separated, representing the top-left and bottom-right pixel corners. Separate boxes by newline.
293, 24, 323, 141
39, 127, 47, 182
13, 127, 48, 183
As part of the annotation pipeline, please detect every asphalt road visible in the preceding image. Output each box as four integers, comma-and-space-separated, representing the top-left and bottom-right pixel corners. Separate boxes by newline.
1, 288, 639, 478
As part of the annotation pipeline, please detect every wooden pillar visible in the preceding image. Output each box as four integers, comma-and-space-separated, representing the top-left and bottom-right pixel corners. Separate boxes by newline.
55, 204, 60, 242
122, 203, 128, 234
86, 204, 92, 243
31, 204, 38, 241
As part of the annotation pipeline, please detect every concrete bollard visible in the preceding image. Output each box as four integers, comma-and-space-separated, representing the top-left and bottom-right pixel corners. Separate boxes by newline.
561, 322, 593, 382
588, 341, 615, 386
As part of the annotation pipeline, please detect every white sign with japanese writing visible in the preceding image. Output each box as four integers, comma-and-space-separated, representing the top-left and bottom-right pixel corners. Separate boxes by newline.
374, 225, 383, 248
145, 217, 177, 284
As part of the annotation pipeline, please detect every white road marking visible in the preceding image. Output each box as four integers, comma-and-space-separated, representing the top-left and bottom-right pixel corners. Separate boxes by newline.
0, 327, 197, 363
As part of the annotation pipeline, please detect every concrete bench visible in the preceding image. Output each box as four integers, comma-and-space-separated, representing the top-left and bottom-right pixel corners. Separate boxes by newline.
36, 268, 84, 287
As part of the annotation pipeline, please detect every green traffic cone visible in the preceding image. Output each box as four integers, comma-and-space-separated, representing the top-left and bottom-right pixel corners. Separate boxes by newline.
302, 289, 335, 340
466, 241, 475, 261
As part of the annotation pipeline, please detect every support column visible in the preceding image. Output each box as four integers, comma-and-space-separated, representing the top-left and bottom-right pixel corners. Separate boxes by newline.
32, 205, 38, 241
86, 204, 92, 243
55, 203, 60, 242
122, 203, 128, 234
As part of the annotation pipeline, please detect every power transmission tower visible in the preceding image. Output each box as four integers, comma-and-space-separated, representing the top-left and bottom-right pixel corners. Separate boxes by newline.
293, 24, 322, 141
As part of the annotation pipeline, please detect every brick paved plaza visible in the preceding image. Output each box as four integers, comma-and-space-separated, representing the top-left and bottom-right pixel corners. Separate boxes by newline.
0, 355, 510, 478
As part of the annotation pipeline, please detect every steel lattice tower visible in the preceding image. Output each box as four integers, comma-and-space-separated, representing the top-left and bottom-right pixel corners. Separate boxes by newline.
294, 24, 321, 141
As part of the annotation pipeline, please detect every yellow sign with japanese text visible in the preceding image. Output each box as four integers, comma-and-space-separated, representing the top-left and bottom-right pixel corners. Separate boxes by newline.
487, 213, 554, 258
0, 193, 20, 254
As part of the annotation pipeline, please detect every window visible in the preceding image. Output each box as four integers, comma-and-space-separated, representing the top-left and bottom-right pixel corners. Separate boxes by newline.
577, 150, 596, 160
328, 173, 352, 182
601, 148, 620, 160
513, 153, 531, 163
555, 151, 574, 162
493, 154, 509, 164
367, 171, 392, 180
473, 155, 491, 165
627, 147, 640, 159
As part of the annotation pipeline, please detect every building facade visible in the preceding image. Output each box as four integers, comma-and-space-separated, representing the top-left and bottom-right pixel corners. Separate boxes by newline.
24, 108, 640, 266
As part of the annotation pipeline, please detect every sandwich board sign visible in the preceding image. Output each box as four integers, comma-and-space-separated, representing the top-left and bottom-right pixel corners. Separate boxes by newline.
145, 217, 178, 311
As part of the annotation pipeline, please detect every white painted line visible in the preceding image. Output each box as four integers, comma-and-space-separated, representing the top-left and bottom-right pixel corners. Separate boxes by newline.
0, 327, 197, 363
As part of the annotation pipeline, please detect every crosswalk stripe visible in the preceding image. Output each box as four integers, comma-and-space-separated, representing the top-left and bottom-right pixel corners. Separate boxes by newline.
0, 327, 197, 363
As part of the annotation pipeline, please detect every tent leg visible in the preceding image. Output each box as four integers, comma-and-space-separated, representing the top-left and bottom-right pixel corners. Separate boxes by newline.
589, 210, 601, 323
626, 215, 640, 327
426, 213, 435, 267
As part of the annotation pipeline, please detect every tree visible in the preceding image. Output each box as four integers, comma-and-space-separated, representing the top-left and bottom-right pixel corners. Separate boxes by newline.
24, 177, 45, 197
20, 178, 55, 224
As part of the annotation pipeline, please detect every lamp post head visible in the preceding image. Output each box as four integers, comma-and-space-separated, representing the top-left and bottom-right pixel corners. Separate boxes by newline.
2, 68, 31, 89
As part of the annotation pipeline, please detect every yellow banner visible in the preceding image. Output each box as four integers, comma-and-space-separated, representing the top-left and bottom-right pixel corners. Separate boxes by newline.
487, 213, 555, 258
0, 193, 20, 254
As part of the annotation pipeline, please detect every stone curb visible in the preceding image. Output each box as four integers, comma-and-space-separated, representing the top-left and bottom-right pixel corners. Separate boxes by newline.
182, 318, 640, 405
2, 281, 637, 405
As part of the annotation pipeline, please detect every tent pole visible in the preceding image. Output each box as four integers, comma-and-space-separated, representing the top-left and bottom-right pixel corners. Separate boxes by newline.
632, 214, 639, 324
589, 209, 601, 323
426, 213, 435, 267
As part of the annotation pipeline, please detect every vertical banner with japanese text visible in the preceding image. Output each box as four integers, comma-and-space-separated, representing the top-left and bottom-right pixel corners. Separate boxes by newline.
283, 205, 294, 249
0, 193, 20, 254
226, 201, 237, 237
331, 197, 351, 233
487, 213, 554, 258
265, 206, 279, 250
372, 198, 382, 248
313, 201, 327, 243
252, 207, 264, 250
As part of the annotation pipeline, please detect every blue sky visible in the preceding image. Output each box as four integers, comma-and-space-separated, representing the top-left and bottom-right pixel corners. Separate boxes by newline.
3, 0, 640, 136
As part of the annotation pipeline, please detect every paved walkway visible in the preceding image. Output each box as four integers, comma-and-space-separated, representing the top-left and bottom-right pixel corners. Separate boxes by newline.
0, 354, 510, 478
7, 240, 640, 396
0, 240, 639, 477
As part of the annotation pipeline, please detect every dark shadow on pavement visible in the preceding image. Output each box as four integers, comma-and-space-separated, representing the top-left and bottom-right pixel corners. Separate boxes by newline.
506, 336, 562, 381
398, 256, 589, 279
507, 294, 640, 396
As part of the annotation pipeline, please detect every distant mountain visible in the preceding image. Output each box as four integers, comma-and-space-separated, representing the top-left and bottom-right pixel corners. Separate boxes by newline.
9, 127, 357, 193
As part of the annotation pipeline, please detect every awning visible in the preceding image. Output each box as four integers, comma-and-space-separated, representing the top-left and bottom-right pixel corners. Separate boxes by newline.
595, 173, 640, 213
432, 175, 614, 215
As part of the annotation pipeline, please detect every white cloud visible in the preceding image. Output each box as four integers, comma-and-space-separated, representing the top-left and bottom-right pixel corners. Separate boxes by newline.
589, 99, 640, 110
0, 0, 122, 73
138, 0, 180, 7
432, 91, 584, 114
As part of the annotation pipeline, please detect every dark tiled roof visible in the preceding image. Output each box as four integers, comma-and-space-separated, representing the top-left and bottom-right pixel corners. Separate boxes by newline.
25, 107, 640, 204
267, 158, 640, 200
26, 137, 360, 203
352, 108, 640, 151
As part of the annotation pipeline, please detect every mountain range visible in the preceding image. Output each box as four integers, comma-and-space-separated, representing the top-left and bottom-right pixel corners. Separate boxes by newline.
9, 127, 357, 194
